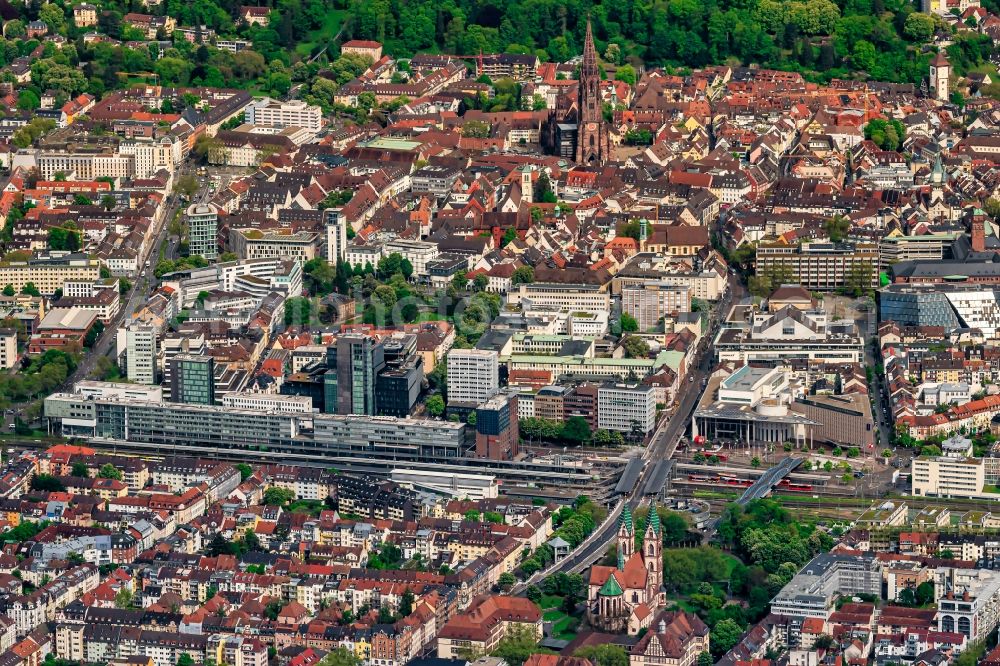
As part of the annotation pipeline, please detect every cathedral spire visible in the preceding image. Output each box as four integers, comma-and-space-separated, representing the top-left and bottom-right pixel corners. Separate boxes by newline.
582, 16, 598, 74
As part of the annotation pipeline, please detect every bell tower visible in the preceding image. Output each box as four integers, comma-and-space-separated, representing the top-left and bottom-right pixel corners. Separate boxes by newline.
617, 505, 635, 558
930, 50, 950, 102
643, 506, 663, 601
575, 17, 611, 165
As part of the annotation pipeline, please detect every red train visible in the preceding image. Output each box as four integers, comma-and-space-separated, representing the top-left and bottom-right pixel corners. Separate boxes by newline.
692, 449, 728, 462
777, 479, 814, 492
685, 475, 813, 492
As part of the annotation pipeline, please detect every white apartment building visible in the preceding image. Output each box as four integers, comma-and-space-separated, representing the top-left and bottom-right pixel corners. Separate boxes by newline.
290, 345, 326, 372
118, 136, 183, 178
118, 322, 158, 385
165, 259, 302, 308
346, 245, 384, 270
0, 252, 101, 295
384, 239, 440, 278
771, 553, 882, 620
655, 271, 725, 301
911, 456, 986, 498
218, 258, 300, 293
231, 229, 319, 262
63, 277, 117, 299
567, 311, 609, 336
937, 568, 1000, 643
221, 392, 313, 414
187, 203, 219, 260
325, 209, 348, 263
0, 328, 17, 369
447, 349, 500, 405
613, 255, 729, 301
245, 98, 323, 133
598, 383, 657, 434
508, 282, 610, 316
919, 382, 972, 407
622, 282, 691, 331
59, 277, 120, 322
35, 152, 135, 180
234, 123, 315, 146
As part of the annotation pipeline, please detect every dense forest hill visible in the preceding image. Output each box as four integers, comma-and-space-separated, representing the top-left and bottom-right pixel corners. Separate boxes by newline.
0, 0, 994, 113
339, 0, 994, 84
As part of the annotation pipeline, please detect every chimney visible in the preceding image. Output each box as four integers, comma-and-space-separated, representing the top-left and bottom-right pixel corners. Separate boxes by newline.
972, 219, 986, 253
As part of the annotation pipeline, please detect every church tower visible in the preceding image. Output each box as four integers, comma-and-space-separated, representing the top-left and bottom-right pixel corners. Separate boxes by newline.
575, 18, 611, 165
643, 507, 663, 602
617, 505, 635, 558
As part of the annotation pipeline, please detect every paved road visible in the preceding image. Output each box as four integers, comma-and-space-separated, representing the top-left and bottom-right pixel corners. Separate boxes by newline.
515, 275, 741, 586
69, 191, 184, 384
10, 169, 206, 430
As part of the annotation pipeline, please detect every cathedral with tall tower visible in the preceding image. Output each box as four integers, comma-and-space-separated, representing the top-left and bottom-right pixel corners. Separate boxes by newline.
575, 18, 611, 164
543, 18, 613, 164
587, 506, 665, 635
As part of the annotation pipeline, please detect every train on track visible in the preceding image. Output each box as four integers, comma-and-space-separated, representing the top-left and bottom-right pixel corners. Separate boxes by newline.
686, 474, 814, 492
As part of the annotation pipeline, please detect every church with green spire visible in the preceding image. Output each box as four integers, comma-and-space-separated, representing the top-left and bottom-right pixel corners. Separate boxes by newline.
586, 504, 665, 635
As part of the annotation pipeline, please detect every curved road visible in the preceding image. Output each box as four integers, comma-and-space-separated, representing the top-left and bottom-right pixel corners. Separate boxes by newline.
517, 276, 741, 587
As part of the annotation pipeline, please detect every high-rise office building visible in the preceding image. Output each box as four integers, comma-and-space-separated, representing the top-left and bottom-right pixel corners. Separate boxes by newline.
375, 336, 423, 417
447, 349, 500, 406
283, 334, 422, 416
186, 203, 219, 260
475, 393, 519, 460
170, 354, 215, 405
330, 335, 385, 415
119, 323, 158, 385
598, 383, 657, 435
161, 333, 206, 390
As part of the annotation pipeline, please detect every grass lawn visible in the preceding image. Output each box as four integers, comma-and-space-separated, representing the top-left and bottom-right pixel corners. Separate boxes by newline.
543, 609, 579, 639
415, 311, 451, 323
691, 489, 739, 500
551, 614, 579, 640
295, 10, 348, 58
719, 552, 742, 578
539, 594, 581, 640
539, 594, 564, 610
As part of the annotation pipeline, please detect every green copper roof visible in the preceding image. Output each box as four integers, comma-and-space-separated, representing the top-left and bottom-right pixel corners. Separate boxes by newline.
647, 506, 661, 535
620, 505, 634, 534
599, 574, 624, 597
